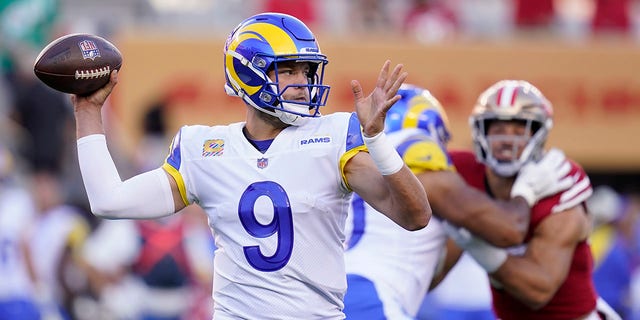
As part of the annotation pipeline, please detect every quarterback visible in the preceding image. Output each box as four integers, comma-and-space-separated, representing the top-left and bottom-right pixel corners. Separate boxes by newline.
70, 13, 430, 319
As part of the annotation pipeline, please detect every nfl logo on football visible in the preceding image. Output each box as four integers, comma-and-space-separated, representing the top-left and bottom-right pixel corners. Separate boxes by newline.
257, 158, 268, 169
78, 40, 101, 60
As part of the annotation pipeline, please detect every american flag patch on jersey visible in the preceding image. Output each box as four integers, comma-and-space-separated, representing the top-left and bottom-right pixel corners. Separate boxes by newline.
202, 139, 224, 157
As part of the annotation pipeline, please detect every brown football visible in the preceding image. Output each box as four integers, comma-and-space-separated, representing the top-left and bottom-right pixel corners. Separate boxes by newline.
34, 33, 122, 96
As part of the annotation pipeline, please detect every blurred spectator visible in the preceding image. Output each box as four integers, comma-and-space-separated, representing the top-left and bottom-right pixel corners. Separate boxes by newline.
1, 0, 75, 177
513, 0, 556, 32
454, 0, 513, 39
82, 208, 214, 320
27, 170, 92, 320
348, 0, 396, 34
8, 74, 73, 175
591, 0, 632, 34
0, 145, 41, 320
403, 0, 459, 42
261, 0, 318, 28
587, 185, 640, 319
0, 0, 59, 82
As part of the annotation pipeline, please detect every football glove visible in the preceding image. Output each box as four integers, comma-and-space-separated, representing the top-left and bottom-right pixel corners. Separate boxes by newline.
511, 148, 573, 206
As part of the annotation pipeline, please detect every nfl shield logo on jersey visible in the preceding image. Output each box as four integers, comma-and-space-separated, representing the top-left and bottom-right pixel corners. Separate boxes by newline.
257, 157, 268, 169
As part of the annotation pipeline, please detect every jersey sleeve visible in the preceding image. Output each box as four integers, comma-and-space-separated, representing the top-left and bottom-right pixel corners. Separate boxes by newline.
397, 137, 454, 174
339, 112, 367, 190
162, 127, 189, 206
448, 149, 487, 189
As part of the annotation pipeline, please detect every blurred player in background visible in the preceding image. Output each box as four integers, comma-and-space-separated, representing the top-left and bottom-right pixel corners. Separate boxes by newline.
27, 170, 92, 320
587, 186, 640, 319
82, 206, 214, 320
442, 80, 621, 319
342, 84, 572, 320
70, 12, 431, 319
0, 145, 40, 320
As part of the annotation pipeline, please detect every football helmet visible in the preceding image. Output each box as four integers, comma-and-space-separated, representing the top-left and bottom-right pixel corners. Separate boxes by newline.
470, 80, 553, 177
385, 84, 451, 146
223, 13, 330, 126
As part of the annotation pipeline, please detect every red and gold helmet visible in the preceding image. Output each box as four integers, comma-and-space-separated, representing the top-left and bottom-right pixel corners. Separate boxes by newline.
469, 80, 553, 177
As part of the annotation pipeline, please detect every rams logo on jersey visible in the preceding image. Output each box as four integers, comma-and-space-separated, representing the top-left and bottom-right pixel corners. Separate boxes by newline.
300, 136, 331, 146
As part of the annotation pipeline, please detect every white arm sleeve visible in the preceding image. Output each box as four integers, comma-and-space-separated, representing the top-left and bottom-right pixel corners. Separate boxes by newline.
77, 134, 175, 219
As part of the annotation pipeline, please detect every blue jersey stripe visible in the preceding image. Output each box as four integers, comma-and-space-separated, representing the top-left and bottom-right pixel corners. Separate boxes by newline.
166, 129, 183, 170
346, 194, 366, 250
345, 113, 365, 152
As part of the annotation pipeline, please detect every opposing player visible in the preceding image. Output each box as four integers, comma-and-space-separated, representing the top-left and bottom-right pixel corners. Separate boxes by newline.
343, 84, 573, 319
443, 80, 620, 319
70, 13, 430, 319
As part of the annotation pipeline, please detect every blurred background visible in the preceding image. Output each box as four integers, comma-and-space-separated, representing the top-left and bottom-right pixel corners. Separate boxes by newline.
1, 0, 640, 319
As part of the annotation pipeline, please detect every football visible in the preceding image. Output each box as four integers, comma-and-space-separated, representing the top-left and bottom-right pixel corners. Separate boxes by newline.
34, 33, 122, 96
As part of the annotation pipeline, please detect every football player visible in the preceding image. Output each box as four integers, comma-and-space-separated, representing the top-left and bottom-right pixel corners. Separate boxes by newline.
442, 80, 621, 319
343, 84, 573, 319
0, 146, 41, 320
27, 171, 92, 320
70, 12, 431, 319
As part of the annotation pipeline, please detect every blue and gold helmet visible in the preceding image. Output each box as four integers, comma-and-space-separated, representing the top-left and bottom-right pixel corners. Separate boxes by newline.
223, 13, 330, 125
384, 84, 451, 145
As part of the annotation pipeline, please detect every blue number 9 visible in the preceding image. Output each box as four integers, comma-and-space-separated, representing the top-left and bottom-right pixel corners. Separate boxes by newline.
238, 181, 294, 271
346, 194, 365, 250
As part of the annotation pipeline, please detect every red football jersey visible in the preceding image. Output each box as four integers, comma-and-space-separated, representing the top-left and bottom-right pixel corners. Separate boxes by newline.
450, 150, 597, 320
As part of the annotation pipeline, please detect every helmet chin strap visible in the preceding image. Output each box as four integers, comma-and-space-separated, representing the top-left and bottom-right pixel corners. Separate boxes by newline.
250, 101, 310, 126
489, 138, 538, 177
273, 102, 311, 126
490, 160, 521, 177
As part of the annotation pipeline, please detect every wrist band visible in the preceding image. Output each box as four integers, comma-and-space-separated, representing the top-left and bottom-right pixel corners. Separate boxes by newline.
363, 131, 404, 175
472, 246, 508, 273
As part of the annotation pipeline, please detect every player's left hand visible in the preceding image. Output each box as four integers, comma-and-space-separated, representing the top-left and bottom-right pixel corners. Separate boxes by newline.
351, 60, 408, 137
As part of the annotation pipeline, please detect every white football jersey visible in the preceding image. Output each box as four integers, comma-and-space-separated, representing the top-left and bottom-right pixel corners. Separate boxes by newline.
29, 204, 89, 304
163, 112, 366, 320
0, 186, 36, 299
344, 129, 451, 318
